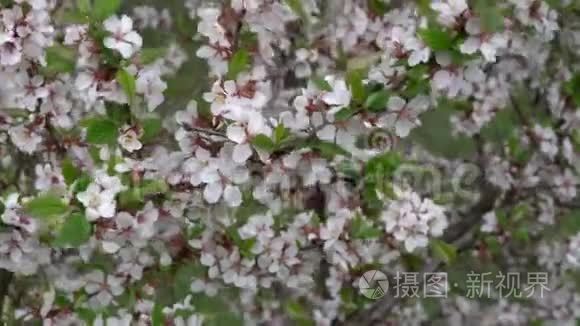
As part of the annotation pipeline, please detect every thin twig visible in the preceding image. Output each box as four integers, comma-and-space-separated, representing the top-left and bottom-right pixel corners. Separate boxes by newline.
189, 126, 231, 140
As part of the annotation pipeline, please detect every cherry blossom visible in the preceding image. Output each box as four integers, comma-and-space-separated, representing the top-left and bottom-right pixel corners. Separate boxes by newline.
103, 15, 143, 59
381, 187, 448, 252
379, 95, 430, 137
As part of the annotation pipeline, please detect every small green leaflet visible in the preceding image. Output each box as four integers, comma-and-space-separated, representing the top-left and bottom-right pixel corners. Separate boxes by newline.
475, 0, 504, 33
116, 68, 136, 104
228, 49, 250, 80
53, 213, 91, 247
368, 0, 390, 16
77, 0, 91, 13
346, 69, 366, 105
334, 107, 358, 121
73, 174, 92, 193
24, 194, 68, 219
312, 77, 333, 91
140, 118, 163, 143
106, 103, 132, 124
151, 303, 165, 326
350, 216, 382, 239
93, 0, 121, 20
285, 0, 309, 24
418, 27, 454, 51
365, 90, 391, 112
251, 134, 276, 151
44, 45, 76, 74
430, 239, 457, 264
142, 180, 169, 197
285, 300, 315, 326
85, 118, 119, 145
304, 140, 351, 159
61, 158, 81, 185
140, 48, 167, 65
559, 210, 580, 236
274, 124, 290, 144
564, 74, 580, 107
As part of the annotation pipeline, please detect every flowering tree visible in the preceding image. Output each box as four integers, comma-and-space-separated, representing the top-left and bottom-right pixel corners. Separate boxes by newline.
0, 0, 579, 324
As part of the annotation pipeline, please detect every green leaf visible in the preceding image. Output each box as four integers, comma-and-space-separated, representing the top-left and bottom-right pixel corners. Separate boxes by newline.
350, 216, 382, 239
335, 107, 357, 121
422, 298, 442, 319
140, 118, 162, 143
118, 188, 145, 210
416, 0, 435, 17
44, 45, 76, 74
73, 174, 91, 193
251, 134, 276, 151
53, 213, 91, 247
365, 152, 402, 181
418, 27, 454, 51
573, 130, 580, 150
116, 69, 136, 104
475, 0, 504, 33
346, 69, 366, 104
152, 303, 164, 326
227, 49, 250, 80
140, 48, 167, 65
484, 235, 501, 255
559, 210, 580, 236
85, 118, 118, 145
363, 152, 400, 211
60, 9, 91, 24
406, 64, 429, 80
511, 203, 530, 222
142, 180, 169, 196
368, 0, 390, 16
204, 313, 244, 326
274, 124, 290, 144
24, 194, 68, 219
76, 308, 97, 324
190, 295, 230, 315
312, 77, 332, 91
106, 103, 131, 126
401, 253, 424, 271
285, 301, 314, 326
480, 108, 516, 144
285, 0, 309, 24
430, 239, 457, 264
62, 158, 81, 185
410, 104, 476, 159
93, 0, 121, 20
365, 90, 391, 112
347, 53, 382, 72
564, 74, 580, 107
77, 0, 91, 13
239, 30, 258, 50
513, 227, 530, 243
227, 226, 256, 258
306, 140, 351, 159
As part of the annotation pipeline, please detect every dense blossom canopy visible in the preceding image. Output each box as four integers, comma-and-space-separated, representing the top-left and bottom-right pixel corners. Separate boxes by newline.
0, 0, 579, 325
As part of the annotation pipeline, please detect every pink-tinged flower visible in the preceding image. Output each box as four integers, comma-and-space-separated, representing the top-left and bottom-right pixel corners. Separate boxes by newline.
103, 15, 143, 58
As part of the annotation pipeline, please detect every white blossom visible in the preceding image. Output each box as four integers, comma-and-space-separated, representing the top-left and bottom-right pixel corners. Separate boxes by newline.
103, 15, 143, 58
